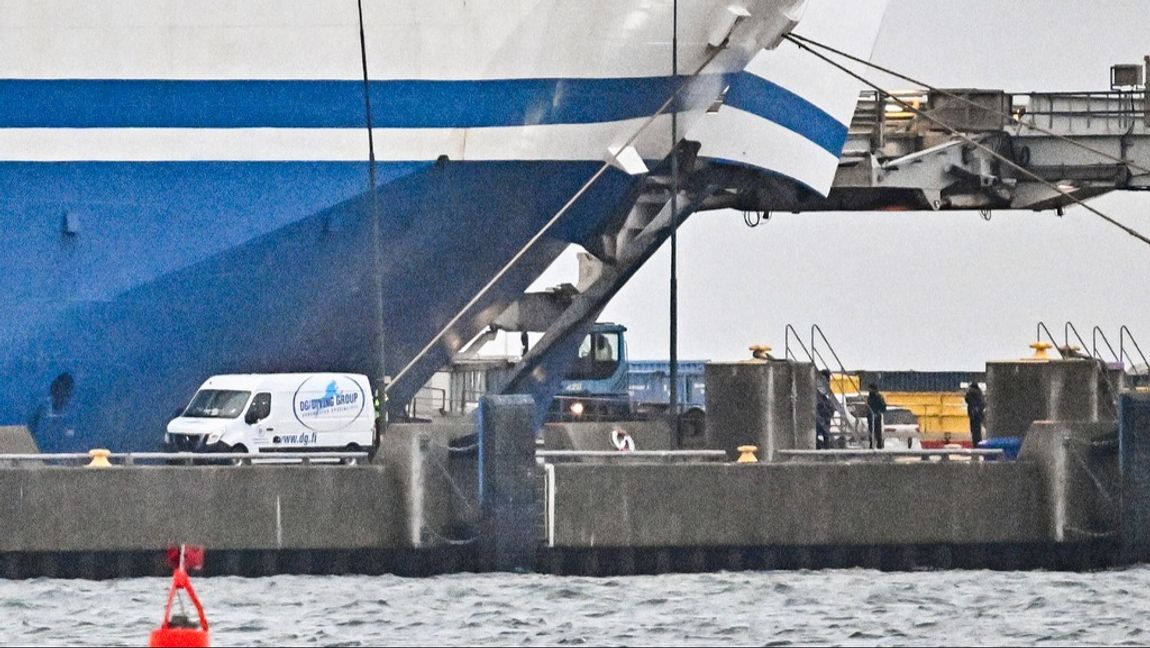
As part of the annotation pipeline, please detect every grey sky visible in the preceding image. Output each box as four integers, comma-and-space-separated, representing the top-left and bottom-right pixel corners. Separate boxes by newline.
570, 0, 1150, 371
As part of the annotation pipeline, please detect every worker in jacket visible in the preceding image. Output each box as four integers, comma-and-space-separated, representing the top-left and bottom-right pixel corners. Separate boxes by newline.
866, 383, 887, 450
965, 383, 986, 447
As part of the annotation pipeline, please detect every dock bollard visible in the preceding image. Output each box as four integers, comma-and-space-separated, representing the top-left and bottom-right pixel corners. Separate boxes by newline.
87, 448, 113, 468
736, 445, 759, 464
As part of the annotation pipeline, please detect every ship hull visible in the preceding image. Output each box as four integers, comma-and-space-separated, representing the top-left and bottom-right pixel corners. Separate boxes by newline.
0, 0, 805, 451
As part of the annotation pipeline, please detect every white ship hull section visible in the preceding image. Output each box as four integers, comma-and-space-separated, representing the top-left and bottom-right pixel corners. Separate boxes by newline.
693, 0, 890, 194
1, 0, 806, 164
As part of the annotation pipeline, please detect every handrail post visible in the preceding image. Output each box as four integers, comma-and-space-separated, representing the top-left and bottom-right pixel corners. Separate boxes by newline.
1121, 326, 1150, 376
1037, 321, 1064, 358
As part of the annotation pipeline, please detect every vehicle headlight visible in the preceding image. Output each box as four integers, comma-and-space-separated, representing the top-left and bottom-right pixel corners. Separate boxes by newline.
570, 402, 585, 416
207, 432, 222, 444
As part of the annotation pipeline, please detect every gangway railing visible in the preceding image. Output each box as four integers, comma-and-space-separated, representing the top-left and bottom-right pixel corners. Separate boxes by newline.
784, 324, 813, 363
785, 324, 865, 448
409, 386, 448, 420
1037, 321, 1067, 358
1065, 322, 1093, 359
1121, 326, 1150, 380
1039, 322, 1123, 414
1092, 326, 1122, 365
1072, 323, 1122, 415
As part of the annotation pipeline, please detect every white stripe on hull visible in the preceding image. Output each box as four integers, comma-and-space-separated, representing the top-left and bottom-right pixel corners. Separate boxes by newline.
694, 108, 841, 190
0, 114, 704, 163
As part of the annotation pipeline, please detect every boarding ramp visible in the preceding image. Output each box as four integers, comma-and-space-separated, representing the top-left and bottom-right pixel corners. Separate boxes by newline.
698, 69, 1150, 214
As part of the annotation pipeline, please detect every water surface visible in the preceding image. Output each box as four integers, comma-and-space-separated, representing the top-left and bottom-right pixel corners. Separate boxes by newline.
3, 568, 1148, 646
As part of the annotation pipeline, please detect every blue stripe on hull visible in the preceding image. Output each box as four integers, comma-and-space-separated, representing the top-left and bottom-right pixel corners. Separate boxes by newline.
0, 77, 729, 130
0, 160, 637, 452
722, 74, 849, 155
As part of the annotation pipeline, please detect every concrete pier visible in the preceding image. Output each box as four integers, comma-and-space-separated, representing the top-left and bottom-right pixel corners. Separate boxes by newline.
0, 402, 1140, 579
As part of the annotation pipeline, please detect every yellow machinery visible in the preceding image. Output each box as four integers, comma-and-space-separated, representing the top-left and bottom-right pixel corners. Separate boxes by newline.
883, 392, 971, 444
829, 373, 972, 444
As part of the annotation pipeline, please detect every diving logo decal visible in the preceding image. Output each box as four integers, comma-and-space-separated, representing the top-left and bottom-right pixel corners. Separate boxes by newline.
292, 375, 367, 432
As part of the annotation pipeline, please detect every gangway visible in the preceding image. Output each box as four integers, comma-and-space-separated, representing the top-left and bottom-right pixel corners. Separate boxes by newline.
698, 66, 1150, 215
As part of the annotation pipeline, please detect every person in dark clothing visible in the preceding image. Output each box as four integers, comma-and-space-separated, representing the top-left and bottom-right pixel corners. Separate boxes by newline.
965, 382, 986, 447
866, 383, 887, 450
815, 370, 835, 450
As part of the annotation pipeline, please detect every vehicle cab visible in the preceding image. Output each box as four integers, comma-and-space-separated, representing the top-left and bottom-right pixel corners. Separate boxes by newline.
554, 323, 631, 420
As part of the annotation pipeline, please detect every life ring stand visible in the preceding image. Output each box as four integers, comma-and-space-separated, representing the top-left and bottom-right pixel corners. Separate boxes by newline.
611, 427, 636, 452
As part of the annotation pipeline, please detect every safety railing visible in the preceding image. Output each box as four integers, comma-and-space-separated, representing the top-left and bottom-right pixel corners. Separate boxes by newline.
408, 385, 448, 420
785, 324, 864, 447
1092, 326, 1122, 365
1121, 326, 1150, 377
537, 450, 728, 464
1037, 321, 1066, 358
810, 325, 866, 447
784, 324, 813, 363
1021, 91, 1146, 134
1052, 322, 1120, 414
0, 451, 370, 468
1065, 322, 1092, 358
776, 448, 1005, 463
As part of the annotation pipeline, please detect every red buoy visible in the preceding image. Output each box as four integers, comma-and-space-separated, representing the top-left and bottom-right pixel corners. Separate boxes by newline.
149, 545, 210, 648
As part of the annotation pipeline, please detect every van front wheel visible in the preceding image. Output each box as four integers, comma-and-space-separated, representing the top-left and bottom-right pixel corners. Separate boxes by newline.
229, 444, 250, 466
343, 444, 364, 466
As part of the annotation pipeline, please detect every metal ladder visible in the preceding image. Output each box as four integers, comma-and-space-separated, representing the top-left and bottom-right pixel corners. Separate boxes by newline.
785, 324, 865, 448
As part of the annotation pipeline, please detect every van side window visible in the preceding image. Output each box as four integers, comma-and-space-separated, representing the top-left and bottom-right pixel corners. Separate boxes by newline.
248, 392, 272, 422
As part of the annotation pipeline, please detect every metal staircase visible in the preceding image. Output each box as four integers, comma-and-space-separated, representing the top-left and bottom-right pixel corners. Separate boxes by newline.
785, 324, 865, 447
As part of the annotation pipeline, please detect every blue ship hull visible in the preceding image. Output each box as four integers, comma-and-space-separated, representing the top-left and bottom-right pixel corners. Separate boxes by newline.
0, 160, 637, 452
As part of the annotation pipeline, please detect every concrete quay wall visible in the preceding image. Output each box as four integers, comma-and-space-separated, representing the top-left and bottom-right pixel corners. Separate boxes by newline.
0, 466, 403, 553
548, 461, 1049, 549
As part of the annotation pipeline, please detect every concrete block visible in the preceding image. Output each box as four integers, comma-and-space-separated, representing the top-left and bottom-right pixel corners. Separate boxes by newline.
987, 359, 1119, 440
706, 360, 817, 461
1020, 420, 1119, 543
542, 420, 674, 451
477, 395, 539, 572
0, 426, 37, 454
380, 422, 477, 548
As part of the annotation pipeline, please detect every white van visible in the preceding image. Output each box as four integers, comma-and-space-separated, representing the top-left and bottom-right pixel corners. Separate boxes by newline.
166, 373, 377, 458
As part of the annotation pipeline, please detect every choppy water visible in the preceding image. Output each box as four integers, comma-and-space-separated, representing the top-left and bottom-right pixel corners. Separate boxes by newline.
3, 568, 1150, 646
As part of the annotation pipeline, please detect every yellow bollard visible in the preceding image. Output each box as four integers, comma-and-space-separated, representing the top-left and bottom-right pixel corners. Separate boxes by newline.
87, 448, 113, 468
736, 445, 759, 464
1027, 341, 1053, 361
749, 345, 774, 361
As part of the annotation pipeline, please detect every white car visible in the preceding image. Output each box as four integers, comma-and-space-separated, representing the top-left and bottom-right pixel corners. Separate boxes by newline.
879, 407, 923, 450
839, 399, 922, 450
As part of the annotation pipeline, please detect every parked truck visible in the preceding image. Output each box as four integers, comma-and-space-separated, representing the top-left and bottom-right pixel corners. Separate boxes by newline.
550, 323, 708, 439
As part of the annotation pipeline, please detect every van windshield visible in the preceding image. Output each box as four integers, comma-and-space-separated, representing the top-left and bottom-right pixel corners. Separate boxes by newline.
183, 390, 251, 419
